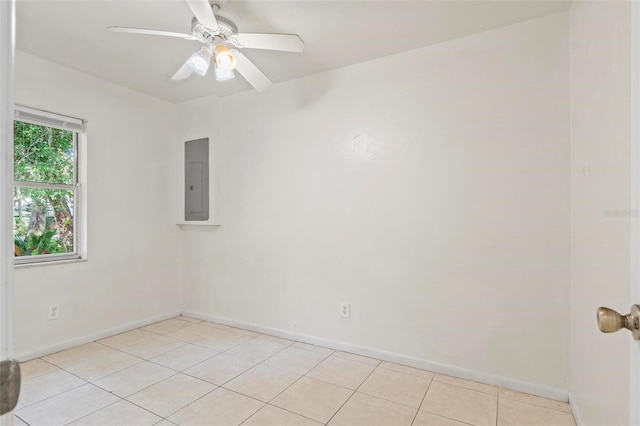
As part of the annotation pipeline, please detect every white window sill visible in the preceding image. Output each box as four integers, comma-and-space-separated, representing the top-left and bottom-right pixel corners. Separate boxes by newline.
14, 257, 87, 269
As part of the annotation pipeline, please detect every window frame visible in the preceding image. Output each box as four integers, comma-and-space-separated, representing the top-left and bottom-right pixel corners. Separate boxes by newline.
13, 105, 86, 265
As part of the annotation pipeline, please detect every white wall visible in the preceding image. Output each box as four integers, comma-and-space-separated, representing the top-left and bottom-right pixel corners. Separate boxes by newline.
570, 2, 632, 425
13, 51, 182, 358
179, 14, 571, 391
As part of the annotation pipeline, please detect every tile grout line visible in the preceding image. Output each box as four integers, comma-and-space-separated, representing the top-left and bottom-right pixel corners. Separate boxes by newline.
233, 340, 336, 425
376, 364, 439, 382
410, 374, 434, 425
432, 376, 500, 397
14, 363, 66, 389
186, 387, 265, 425
178, 355, 250, 385
14, 413, 31, 426
323, 358, 380, 425
235, 369, 312, 426
15, 381, 88, 411
100, 330, 519, 419
497, 390, 574, 415
158, 385, 223, 424
57, 351, 147, 383
61, 398, 125, 426
21, 322, 339, 424
33, 326, 332, 415
101, 328, 223, 416
118, 339, 189, 360
124, 379, 215, 421
79, 347, 184, 407
41, 341, 119, 371
257, 339, 322, 368
418, 409, 477, 426
227, 342, 308, 408
186, 352, 259, 387
55, 385, 128, 426
92, 369, 179, 399
300, 362, 436, 413
331, 352, 382, 367
14, 351, 98, 410
496, 386, 500, 426
418, 379, 500, 426
143, 347, 221, 375
353, 390, 431, 413
157, 324, 447, 419
433, 379, 502, 399
96, 396, 175, 425
119, 341, 188, 357
253, 403, 329, 425
292, 342, 336, 357
189, 331, 259, 354
22, 318, 571, 426
166, 338, 292, 420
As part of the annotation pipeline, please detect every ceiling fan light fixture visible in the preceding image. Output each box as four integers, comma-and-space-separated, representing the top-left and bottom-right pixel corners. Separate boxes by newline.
215, 44, 237, 71
187, 47, 213, 76
214, 63, 235, 81
110, 0, 304, 92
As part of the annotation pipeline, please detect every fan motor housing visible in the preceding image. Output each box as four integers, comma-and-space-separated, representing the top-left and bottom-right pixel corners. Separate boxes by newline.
191, 15, 238, 45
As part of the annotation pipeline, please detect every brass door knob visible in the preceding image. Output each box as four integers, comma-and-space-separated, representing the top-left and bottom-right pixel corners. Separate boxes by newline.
597, 305, 640, 340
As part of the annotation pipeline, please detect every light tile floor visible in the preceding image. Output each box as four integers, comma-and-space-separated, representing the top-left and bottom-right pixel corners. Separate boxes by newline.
14, 316, 576, 426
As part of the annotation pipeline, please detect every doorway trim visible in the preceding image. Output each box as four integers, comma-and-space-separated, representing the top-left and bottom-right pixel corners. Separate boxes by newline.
0, 0, 16, 424
630, 2, 640, 425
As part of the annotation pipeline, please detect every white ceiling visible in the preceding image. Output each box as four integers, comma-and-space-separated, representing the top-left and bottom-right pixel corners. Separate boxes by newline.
16, 0, 570, 103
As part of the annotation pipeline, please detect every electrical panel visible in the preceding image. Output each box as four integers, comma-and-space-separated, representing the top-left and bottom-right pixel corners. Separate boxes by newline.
184, 138, 209, 221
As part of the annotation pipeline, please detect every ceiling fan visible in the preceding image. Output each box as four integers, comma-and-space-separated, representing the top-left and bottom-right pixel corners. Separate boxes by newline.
108, 0, 304, 92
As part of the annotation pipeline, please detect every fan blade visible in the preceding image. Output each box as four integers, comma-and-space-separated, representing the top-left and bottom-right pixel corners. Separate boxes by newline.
171, 61, 194, 81
108, 26, 198, 40
234, 33, 304, 53
185, 0, 219, 32
233, 50, 272, 92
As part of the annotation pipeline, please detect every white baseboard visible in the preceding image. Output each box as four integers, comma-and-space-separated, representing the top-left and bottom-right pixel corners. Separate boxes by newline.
182, 310, 570, 402
569, 393, 584, 426
15, 310, 182, 362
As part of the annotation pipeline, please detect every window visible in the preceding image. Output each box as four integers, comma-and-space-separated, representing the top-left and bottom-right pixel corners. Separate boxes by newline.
13, 106, 85, 264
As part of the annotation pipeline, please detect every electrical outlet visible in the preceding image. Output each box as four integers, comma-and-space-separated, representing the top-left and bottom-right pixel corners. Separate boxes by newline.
340, 302, 350, 318
48, 304, 60, 320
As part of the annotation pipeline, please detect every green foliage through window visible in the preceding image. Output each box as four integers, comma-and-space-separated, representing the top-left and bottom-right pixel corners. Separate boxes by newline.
14, 121, 74, 184
13, 120, 76, 258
